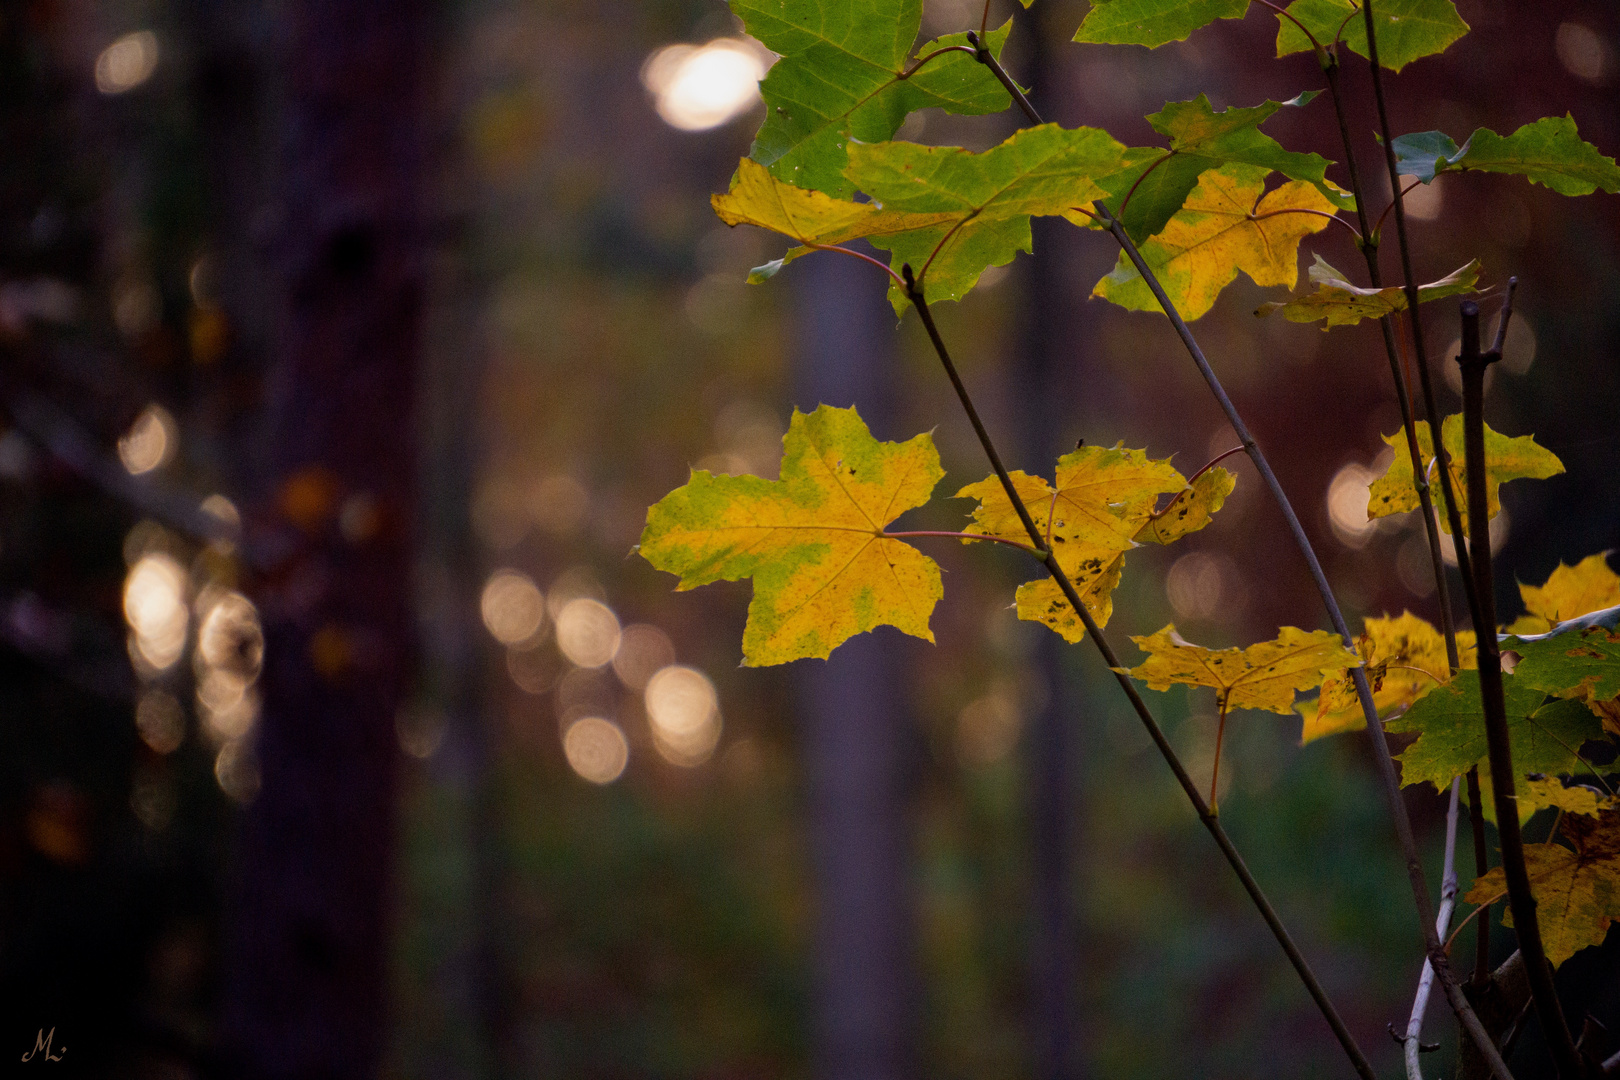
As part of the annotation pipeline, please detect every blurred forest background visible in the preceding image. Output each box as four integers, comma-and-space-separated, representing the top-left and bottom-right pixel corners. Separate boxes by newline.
1, 0, 1618, 1076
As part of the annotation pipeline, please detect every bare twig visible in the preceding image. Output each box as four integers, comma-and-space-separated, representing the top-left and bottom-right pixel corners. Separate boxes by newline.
1359, 0, 1488, 663
1468, 766, 1493, 987
1404, 777, 1463, 1080
1092, 120, 1516, 1080
1320, 57, 1462, 679
1457, 300, 1582, 1078
901, 265, 1378, 1080
1490, 278, 1519, 355
965, 38, 1509, 1073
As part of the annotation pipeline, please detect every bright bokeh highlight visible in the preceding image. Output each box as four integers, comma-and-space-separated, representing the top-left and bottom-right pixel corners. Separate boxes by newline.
118, 404, 177, 475
644, 665, 722, 766
563, 717, 629, 784
124, 553, 189, 671
555, 598, 621, 668
481, 569, 546, 645
96, 31, 159, 94
642, 38, 769, 131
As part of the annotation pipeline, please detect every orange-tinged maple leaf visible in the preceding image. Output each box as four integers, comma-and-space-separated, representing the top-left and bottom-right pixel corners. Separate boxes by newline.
1465, 811, 1620, 967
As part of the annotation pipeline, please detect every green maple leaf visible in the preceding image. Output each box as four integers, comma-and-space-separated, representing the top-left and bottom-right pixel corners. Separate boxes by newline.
1387, 672, 1602, 789
1466, 811, 1620, 968
843, 124, 1125, 310
1275, 0, 1468, 72
1078, 93, 1352, 244
1392, 116, 1620, 196
1510, 626, 1620, 713
1092, 162, 1339, 320
1366, 415, 1564, 534
638, 404, 944, 665
1255, 254, 1479, 327
1074, 0, 1249, 48
735, 0, 1013, 197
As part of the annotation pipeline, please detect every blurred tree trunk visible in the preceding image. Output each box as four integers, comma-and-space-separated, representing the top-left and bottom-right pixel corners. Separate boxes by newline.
1018, 11, 1085, 1077
793, 252, 920, 1080
221, 1, 427, 1076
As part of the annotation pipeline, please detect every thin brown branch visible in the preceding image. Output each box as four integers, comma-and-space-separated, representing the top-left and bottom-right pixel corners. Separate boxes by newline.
1469, 767, 1493, 987
1490, 277, 1519, 355
1360, 0, 1488, 671
1093, 181, 1516, 1080
1321, 57, 1463, 680
1457, 299, 1581, 1078
901, 263, 1378, 1080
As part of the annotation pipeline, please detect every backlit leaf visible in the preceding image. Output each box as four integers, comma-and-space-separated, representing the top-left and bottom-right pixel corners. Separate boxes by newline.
1387, 672, 1602, 789
1074, 0, 1248, 48
1519, 777, 1618, 818
1092, 163, 1338, 320
1275, 0, 1468, 72
1516, 554, 1620, 633
955, 443, 1189, 638
712, 159, 957, 281
1256, 254, 1479, 327
1134, 466, 1236, 545
736, 0, 1014, 197
1465, 811, 1620, 967
1306, 611, 1475, 743
639, 404, 944, 665
1366, 415, 1564, 535
846, 125, 1125, 310
1126, 625, 1360, 714
1393, 116, 1620, 196
1079, 93, 1351, 244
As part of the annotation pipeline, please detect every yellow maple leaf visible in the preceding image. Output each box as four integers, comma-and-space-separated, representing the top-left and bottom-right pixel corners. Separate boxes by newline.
1091, 162, 1339, 320
955, 444, 1190, 639
1134, 467, 1237, 545
1303, 612, 1477, 744
1519, 777, 1619, 817
1128, 624, 1360, 807
711, 159, 955, 282
638, 404, 944, 666
1129, 624, 1362, 715
1465, 811, 1620, 967
1514, 553, 1620, 634
1366, 415, 1564, 535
